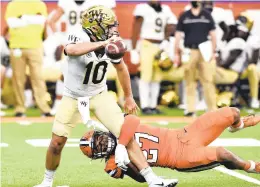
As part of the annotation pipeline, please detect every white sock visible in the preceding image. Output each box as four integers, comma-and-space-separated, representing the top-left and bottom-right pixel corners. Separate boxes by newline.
42, 169, 55, 184
150, 82, 160, 108
140, 167, 158, 185
24, 89, 34, 107
139, 80, 150, 109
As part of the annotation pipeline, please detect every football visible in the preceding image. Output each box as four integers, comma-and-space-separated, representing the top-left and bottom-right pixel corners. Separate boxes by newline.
105, 40, 127, 60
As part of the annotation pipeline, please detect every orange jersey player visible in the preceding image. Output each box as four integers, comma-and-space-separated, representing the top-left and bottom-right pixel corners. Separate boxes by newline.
80, 107, 260, 183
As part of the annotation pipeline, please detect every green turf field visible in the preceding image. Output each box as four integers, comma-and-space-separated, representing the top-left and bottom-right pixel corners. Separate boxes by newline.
1, 116, 260, 187
2, 106, 260, 117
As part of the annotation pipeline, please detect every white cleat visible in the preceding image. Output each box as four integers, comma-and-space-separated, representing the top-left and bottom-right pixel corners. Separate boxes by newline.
250, 99, 260, 109
149, 178, 178, 187
0, 101, 7, 109
0, 111, 6, 117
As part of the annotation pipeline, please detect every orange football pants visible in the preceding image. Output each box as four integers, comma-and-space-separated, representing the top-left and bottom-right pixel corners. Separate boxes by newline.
174, 107, 235, 171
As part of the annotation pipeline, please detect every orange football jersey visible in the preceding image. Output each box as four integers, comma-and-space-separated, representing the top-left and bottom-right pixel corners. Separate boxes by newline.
134, 124, 179, 168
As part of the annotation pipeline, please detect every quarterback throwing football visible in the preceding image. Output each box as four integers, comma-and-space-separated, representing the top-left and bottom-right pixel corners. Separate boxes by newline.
34, 6, 178, 187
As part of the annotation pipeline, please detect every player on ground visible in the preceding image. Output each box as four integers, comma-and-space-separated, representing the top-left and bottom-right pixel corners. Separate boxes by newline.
80, 107, 260, 184
34, 6, 178, 187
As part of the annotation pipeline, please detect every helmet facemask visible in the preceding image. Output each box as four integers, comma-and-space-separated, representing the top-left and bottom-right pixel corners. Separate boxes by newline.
91, 131, 117, 160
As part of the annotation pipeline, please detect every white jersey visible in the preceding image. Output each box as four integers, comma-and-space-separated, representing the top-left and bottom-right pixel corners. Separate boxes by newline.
221, 37, 247, 73
63, 26, 114, 98
58, 0, 116, 33
133, 3, 177, 41
246, 34, 260, 61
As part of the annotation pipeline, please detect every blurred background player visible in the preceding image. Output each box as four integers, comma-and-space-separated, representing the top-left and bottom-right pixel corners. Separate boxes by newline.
174, 0, 217, 116
215, 12, 260, 109
42, 9, 67, 115
0, 36, 10, 116
48, 0, 116, 39
4, 0, 51, 117
131, 0, 177, 115
181, 1, 234, 111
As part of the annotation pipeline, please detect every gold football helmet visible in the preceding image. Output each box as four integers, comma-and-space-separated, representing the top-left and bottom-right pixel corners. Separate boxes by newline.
160, 90, 179, 107
81, 6, 119, 41
154, 50, 173, 71
236, 12, 254, 32
216, 91, 234, 108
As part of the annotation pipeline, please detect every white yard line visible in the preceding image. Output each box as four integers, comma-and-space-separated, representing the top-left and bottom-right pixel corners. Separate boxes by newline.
25, 138, 260, 147
214, 166, 260, 186
0, 143, 8, 147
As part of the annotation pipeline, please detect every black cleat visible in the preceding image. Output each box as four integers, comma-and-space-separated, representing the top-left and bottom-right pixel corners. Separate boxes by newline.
150, 108, 162, 114
184, 111, 196, 117
15, 112, 26, 117
42, 112, 53, 117
141, 107, 153, 115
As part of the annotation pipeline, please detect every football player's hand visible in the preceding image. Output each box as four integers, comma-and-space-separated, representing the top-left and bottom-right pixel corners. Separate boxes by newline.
115, 144, 130, 171
124, 96, 139, 114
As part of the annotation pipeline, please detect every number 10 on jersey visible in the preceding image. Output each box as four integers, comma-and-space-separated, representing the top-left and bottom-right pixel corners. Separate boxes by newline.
83, 61, 108, 85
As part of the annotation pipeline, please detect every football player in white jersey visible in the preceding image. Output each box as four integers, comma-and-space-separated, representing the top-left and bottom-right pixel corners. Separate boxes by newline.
47, 0, 117, 113
236, 12, 260, 108
215, 12, 259, 108
34, 6, 178, 187
48, 0, 116, 34
131, 0, 177, 115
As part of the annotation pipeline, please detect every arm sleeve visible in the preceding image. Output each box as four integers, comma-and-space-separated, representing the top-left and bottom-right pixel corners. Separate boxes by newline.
64, 31, 85, 55
165, 6, 177, 25
176, 13, 185, 32
133, 4, 144, 17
